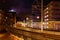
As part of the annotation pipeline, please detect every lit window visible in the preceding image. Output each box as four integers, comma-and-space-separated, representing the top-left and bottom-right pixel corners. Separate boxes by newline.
47, 11, 48, 13
44, 11, 48, 14
43, 22, 48, 24
46, 15, 48, 17
46, 19, 48, 20
44, 19, 49, 22
44, 16, 47, 18
37, 16, 39, 19
44, 15, 48, 18
46, 8, 48, 9
44, 26, 49, 29
43, 22, 45, 24
6, 17, 7, 19
26, 17, 29, 20
46, 22, 48, 24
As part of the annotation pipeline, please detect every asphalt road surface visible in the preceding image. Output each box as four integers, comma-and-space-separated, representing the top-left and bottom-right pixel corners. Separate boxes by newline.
0, 33, 24, 40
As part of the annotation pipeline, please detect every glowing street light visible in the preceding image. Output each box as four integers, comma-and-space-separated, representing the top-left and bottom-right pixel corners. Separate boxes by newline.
9, 9, 16, 12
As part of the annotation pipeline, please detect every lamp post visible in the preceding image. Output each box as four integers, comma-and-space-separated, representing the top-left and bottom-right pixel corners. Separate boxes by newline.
41, 0, 43, 32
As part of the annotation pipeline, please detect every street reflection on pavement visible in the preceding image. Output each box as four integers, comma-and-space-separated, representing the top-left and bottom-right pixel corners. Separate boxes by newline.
0, 33, 23, 40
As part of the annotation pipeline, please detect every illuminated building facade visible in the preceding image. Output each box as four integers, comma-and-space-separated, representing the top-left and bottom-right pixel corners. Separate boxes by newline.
44, 1, 60, 30
32, 0, 41, 22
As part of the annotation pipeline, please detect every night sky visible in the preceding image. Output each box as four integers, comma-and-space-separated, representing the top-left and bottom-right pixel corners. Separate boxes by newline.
0, 0, 52, 21
0, 0, 51, 14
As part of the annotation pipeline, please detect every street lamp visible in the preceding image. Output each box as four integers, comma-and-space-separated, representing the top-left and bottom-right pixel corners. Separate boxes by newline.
41, 0, 43, 32
9, 9, 16, 12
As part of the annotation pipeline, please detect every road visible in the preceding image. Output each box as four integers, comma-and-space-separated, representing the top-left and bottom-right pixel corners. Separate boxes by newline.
14, 27, 60, 40
0, 26, 60, 40
0, 32, 24, 40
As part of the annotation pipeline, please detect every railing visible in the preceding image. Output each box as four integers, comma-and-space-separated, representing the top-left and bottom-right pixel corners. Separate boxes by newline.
6, 26, 60, 40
